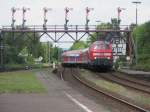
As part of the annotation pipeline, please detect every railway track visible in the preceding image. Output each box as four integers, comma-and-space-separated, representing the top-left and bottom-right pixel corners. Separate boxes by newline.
97, 72, 150, 94
65, 68, 149, 112
112, 72, 150, 87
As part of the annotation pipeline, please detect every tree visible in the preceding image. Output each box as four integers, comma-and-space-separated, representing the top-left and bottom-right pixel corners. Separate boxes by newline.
87, 22, 112, 44
41, 42, 53, 63
3, 27, 45, 64
50, 46, 62, 63
132, 21, 150, 65
70, 41, 88, 50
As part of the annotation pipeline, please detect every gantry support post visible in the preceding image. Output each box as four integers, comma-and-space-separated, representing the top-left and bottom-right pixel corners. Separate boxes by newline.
0, 31, 4, 70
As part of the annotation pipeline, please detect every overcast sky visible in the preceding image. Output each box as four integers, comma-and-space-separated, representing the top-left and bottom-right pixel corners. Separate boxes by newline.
0, 0, 149, 48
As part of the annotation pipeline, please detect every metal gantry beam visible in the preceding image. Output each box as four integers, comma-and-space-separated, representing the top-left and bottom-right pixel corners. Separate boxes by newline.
0, 24, 132, 43
0, 24, 132, 44
1, 25, 131, 32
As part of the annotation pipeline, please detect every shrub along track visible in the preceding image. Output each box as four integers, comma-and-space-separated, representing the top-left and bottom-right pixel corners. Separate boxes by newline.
59, 67, 149, 112
97, 72, 150, 95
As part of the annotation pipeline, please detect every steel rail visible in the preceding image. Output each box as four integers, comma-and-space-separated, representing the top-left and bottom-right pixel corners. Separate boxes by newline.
111, 72, 150, 88
70, 68, 149, 112
98, 72, 150, 94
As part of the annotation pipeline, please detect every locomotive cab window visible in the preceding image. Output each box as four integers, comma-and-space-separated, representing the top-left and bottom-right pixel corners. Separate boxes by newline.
91, 41, 110, 50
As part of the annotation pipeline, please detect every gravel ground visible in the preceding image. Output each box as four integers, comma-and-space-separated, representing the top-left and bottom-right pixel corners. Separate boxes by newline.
119, 69, 150, 81
80, 69, 150, 110
61, 68, 143, 112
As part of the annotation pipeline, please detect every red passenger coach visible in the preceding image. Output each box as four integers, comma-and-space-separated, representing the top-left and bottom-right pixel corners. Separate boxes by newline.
61, 49, 89, 67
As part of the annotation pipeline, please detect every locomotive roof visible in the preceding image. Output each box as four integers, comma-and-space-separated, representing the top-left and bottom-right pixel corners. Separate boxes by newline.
93, 41, 110, 45
62, 48, 88, 57
90, 40, 111, 50
93, 41, 105, 44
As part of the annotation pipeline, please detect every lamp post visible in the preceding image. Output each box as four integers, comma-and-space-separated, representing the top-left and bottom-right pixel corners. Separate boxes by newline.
132, 1, 141, 26
132, 1, 141, 65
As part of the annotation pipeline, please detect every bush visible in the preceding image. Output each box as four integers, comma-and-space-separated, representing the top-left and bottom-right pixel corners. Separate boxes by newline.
132, 21, 150, 70
132, 64, 150, 71
114, 56, 128, 70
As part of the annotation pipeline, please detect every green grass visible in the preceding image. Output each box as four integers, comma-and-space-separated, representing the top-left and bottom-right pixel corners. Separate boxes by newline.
0, 70, 46, 93
4, 63, 50, 70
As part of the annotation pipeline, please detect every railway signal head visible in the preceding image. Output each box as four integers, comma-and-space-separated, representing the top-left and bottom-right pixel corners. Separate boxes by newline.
22, 7, 30, 12
86, 7, 94, 12
43, 7, 52, 12
11, 7, 20, 12
65, 7, 73, 13
11, 7, 16, 13
132, 1, 141, 4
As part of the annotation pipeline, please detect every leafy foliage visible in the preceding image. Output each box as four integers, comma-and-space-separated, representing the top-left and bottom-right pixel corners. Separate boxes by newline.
70, 20, 117, 50
132, 21, 150, 68
41, 42, 52, 63
87, 22, 113, 44
3, 28, 44, 65
50, 46, 62, 63
1, 26, 64, 67
70, 41, 88, 50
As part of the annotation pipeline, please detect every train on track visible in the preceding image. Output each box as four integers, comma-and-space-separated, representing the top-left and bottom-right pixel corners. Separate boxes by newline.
61, 40, 113, 70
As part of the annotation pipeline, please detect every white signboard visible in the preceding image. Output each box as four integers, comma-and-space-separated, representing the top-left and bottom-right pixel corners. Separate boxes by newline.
112, 38, 126, 56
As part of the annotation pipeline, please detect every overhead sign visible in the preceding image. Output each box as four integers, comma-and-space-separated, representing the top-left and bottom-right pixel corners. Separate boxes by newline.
112, 38, 126, 56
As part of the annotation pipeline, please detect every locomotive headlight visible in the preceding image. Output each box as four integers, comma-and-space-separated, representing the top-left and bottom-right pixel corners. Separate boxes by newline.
93, 53, 99, 56
107, 57, 110, 59
94, 57, 97, 59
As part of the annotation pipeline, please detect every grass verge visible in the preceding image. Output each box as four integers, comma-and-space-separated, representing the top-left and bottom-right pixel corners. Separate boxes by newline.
0, 70, 46, 93
80, 70, 150, 107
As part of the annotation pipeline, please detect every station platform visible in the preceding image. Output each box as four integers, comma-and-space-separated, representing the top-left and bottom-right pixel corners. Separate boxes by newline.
119, 68, 150, 76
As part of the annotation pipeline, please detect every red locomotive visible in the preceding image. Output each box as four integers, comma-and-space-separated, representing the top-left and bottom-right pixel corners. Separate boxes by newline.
61, 41, 113, 69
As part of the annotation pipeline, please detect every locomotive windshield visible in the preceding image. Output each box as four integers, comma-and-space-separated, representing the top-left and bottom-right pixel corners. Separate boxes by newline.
92, 41, 110, 50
